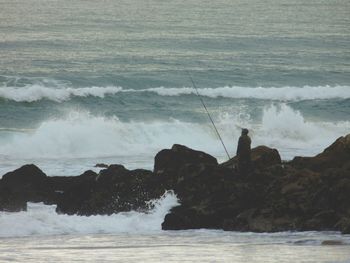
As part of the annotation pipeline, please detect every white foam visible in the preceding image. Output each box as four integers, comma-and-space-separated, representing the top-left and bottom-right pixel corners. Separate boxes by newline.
145, 85, 350, 101
0, 190, 179, 237
0, 85, 349, 102
253, 104, 350, 157
0, 85, 123, 102
0, 111, 216, 160
0, 105, 348, 176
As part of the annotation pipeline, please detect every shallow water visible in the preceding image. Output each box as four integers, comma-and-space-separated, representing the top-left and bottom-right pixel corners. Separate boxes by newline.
1, 231, 350, 263
0, 199, 350, 262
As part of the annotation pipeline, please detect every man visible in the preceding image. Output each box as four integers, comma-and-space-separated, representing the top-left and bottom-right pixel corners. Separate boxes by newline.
236, 128, 251, 175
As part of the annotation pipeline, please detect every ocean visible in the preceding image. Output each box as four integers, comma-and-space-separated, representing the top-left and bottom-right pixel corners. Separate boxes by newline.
0, 0, 350, 261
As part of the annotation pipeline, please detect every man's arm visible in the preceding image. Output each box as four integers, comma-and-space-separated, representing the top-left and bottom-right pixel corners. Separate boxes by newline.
236, 137, 242, 155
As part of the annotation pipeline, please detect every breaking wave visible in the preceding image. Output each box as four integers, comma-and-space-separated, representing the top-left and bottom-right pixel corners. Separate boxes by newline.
0, 85, 349, 102
0, 191, 179, 237
0, 105, 349, 162
0, 85, 123, 102
143, 85, 350, 101
0, 112, 216, 159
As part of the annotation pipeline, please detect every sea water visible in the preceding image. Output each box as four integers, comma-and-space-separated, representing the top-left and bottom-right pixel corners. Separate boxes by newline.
0, 0, 350, 261
1, 194, 350, 262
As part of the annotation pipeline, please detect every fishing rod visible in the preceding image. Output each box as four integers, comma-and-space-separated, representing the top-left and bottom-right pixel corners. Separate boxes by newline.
187, 71, 231, 160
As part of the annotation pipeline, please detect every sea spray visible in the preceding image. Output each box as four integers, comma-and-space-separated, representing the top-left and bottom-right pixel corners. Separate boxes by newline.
0, 190, 179, 238
0, 105, 349, 161
256, 104, 350, 155
0, 111, 216, 159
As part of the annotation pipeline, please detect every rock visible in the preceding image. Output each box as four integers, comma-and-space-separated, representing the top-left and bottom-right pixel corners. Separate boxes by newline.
154, 144, 218, 174
2, 134, 350, 234
335, 218, 350, 235
95, 163, 109, 168
0, 186, 27, 212
56, 166, 163, 215
321, 240, 345, 246
1, 164, 47, 186
97, 164, 129, 181
55, 170, 98, 215
162, 205, 223, 230
251, 146, 282, 169
0, 163, 164, 216
248, 216, 275, 232
223, 209, 256, 231
153, 144, 219, 190
162, 135, 350, 232
161, 161, 261, 231
331, 178, 350, 213
290, 134, 350, 171
0, 164, 55, 211
220, 146, 281, 170
304, 210, 339, 231
162, 207, 202, 230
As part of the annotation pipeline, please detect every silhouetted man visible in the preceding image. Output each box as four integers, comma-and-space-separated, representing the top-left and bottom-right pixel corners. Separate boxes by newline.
236, 128, 251, 175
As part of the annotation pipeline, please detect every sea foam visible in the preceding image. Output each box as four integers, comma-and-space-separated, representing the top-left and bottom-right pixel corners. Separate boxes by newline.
0, 85, 123, 102
0, 85, 349, 102
0, 105, 348, 162
143, 85, 350, 101
0, 190, 179, 237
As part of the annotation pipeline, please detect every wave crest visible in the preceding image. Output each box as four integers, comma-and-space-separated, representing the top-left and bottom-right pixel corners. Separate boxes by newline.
0, 85, 123, 102
0, 105, 349, 162
0, 85, 349, 102
145, 85, 350, 101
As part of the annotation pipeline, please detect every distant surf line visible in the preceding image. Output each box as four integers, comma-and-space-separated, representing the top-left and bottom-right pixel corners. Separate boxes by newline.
0, 85, 349, 102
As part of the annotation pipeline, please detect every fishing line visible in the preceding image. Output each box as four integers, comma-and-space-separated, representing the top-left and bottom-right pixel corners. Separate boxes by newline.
187, 71, 231, 160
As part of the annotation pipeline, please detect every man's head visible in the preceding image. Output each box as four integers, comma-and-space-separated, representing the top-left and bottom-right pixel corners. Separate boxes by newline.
242, 128, 249, 135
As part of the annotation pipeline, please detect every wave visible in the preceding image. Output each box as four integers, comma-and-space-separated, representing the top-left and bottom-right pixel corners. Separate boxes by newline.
0, 105, 349, 163
0, 85, 349, 102
253, 104, 350, 157
0, 191, 179, 237
143, 85, 350, 101
0, 85, 123, 102
0, 128, 35, 132
0, 111, 217, 159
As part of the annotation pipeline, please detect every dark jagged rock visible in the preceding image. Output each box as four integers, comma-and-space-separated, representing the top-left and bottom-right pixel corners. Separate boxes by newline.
321, 240, 345, 246
162, 206, 206, 230
290, 134, 350, 172
154, 144, 218, 174
154, 144, 218, 190
335, 218, 350, 234
160, 146, 283, 231
1, 164, 47, 185
95, 163, 109, 168
56, 165, 164, 215
0, 164, 55, 211
54, 170, 98, 215
162, 136, 350, 233
0, 186, 27, 212
1, 135, 350, 234
221, 145, 281, 170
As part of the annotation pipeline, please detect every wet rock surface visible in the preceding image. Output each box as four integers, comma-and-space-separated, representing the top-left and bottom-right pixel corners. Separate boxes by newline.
1, 134, 349, 234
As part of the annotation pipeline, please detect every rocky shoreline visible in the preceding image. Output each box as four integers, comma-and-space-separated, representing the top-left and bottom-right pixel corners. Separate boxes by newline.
1, 134, 349, 234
